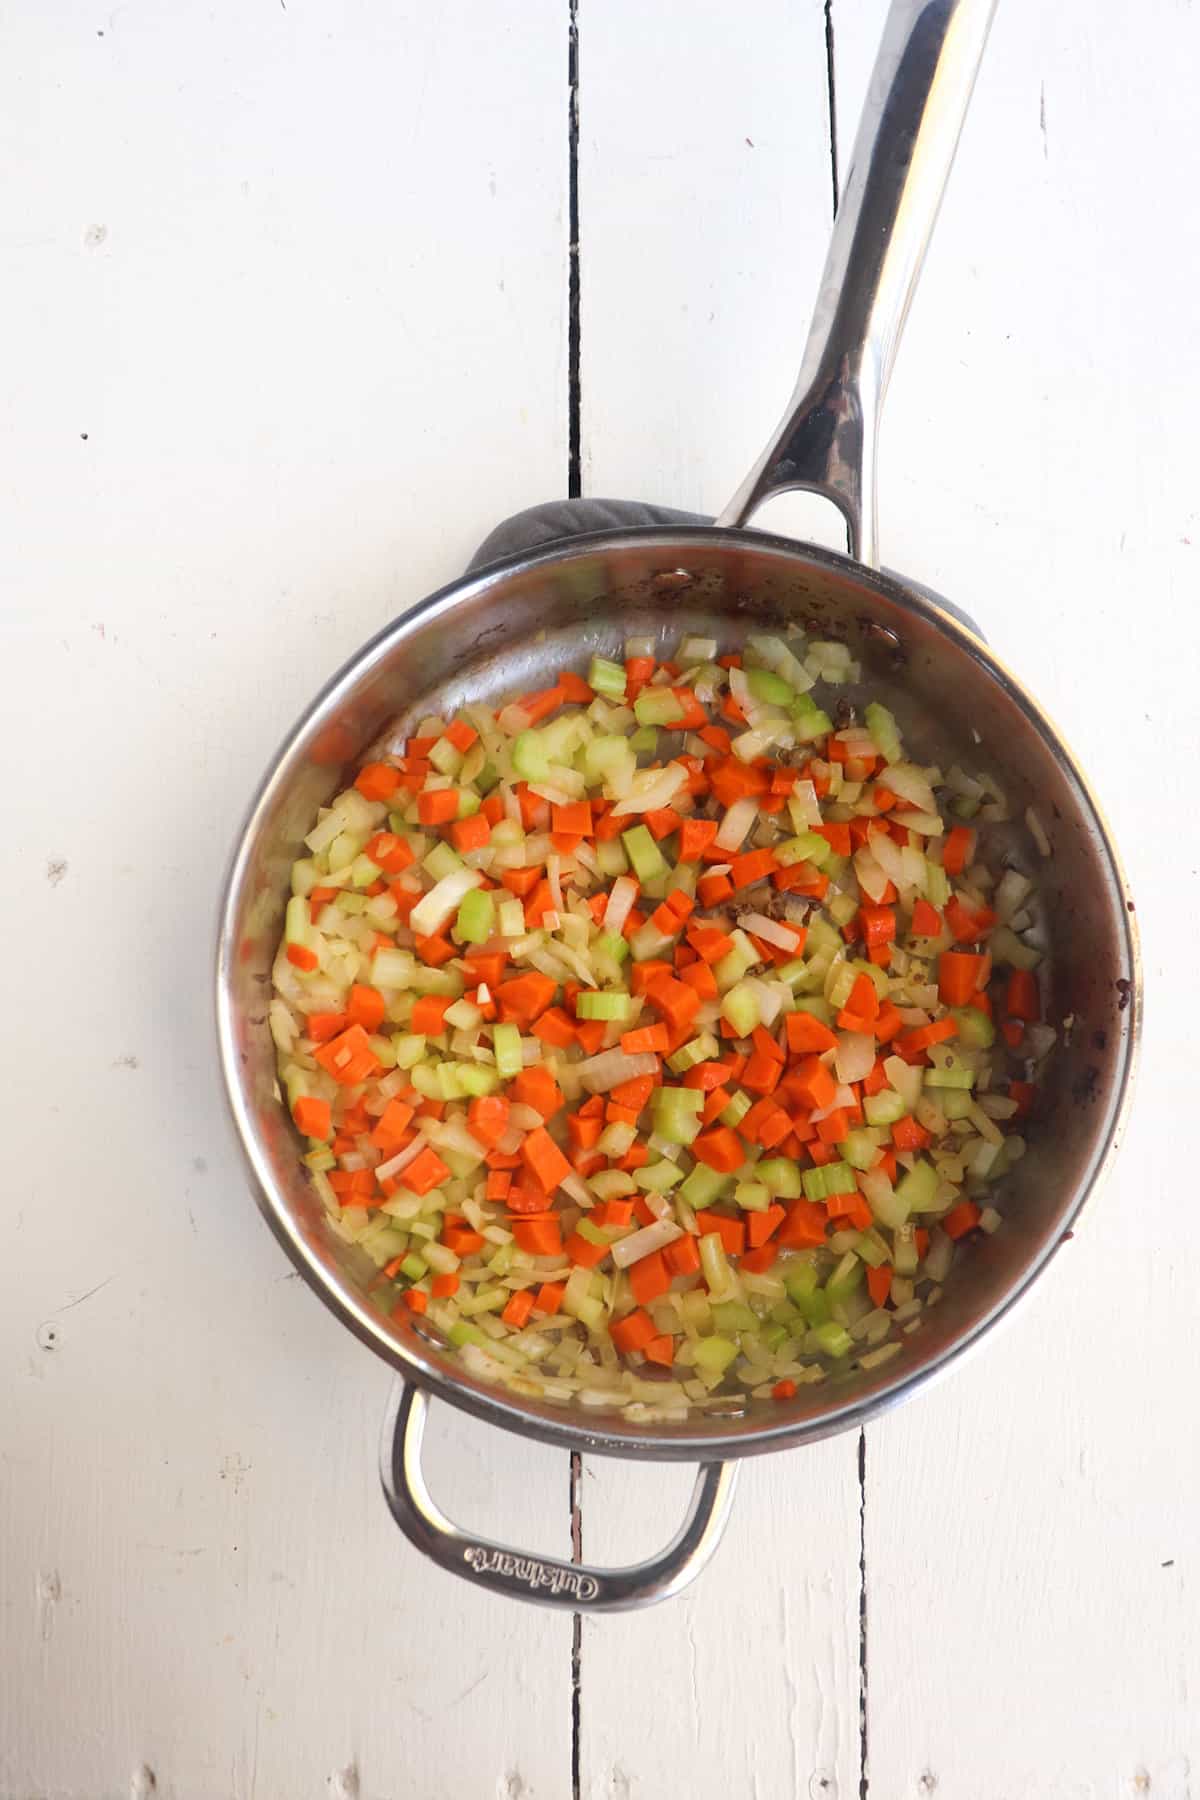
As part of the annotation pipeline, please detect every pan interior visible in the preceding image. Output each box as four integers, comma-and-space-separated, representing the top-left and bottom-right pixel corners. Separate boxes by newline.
218, 529, 1136, 1459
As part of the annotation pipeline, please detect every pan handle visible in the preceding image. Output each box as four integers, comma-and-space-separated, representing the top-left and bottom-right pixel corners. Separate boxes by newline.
717, 0, 996, 565
379, 1380, 739, 1612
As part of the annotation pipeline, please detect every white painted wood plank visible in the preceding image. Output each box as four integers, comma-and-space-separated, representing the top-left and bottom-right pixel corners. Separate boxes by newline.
829, 2, 1200, 1792
0, 3, 573, 1794
577, 8, 862, 1797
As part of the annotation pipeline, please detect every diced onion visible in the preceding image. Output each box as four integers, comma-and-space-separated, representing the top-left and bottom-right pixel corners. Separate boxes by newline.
876, 763, 937, 813
739, 912, 804, 952
611, 1219, 685, 1268
1025, 806, 1052, 858
603, 875, 639, 933
611, 763, 688, 817
578, 1049, 660, 1094
716, 795, 758, 851
835, 1031, 875, 1085
409, 867, 483, 938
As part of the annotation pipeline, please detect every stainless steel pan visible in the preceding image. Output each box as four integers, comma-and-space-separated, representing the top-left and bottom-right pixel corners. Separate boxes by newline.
216, 0, 1139, 1611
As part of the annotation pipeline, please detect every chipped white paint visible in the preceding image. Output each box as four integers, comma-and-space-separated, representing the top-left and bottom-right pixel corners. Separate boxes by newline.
2, 1, 1199, 1796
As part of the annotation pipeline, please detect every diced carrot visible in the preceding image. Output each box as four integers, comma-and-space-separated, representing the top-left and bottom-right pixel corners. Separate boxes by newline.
628, 1249, 672, 1306
346, 985, 386, 1033
431, 1272, 460, 1299
371, 1097, 416, 1152
410, 994, 451, 1036
413, 933, 456, 966
816, 1107, 850, 1146
892, 1115, 931, 1151
679, 960, 719, 1000
532, 1007, 577, 1049
866, 1266, 892, 1308
678, 818, 719, 861
687, 923, 734, 964
610, 1308, 659, 1354
689, 1127, 746, 1172
532, 1281, 565, 1316
1001, 1019, 1024, 1050
403, 1146, 451, 1196
495, 971, 557, 1025
564, 1230, 609, 1268
813, 821, 852, 857
609, 1073, 656, 1112
910, 897, 942, 937
644, 973, 700, 1034
895, 1017, 959, 1057
785, 1012, 838, 1055
286, 942, 319, 972
501, 1289, 536, 1329
354, 762, 402, 800
313, 1023, 381, 1086
402, 1289, 428, 1315
788, 1055, 838, 1112
517, 683, 567, 724
944, 895, 995, 945
643, 1334, 676, 1367
305, 1011, 349, 1044
551, 800, 594, 836
574, 1019, 608, 1055
693, 1210, 746, 1257
510, 1065, 564, 1120
416, 788, 459, 826
773, 1379, 798, 1401
292, 1096, 331, 1139
643, 806, 682, 842
591, 1198, 635, 1228
512, 1217, 563, 1256
746, 1204, 786, 1248
449, 812, 492, 853
365, 831, 416, 874
1005, 969, 1040, 1022
739, 1243, 779, 1274
520, 1126, 571, 1193
859, 905, 896, 949
443, 1224, 487, 1255
499, 865, 542, 898
663, 1235, 701, 1278
741, 1051, 783, 1096
697, 872, 735, 907
874, 1002, 904, 1045
729, 847, 779, 889
938, 950, 984, 1007
467, 1094, 511, 1148
620, 1023, 670, 1055
776, 1199, 828, 1249
942, 825, 975, 877
942, 1199, 981, 1240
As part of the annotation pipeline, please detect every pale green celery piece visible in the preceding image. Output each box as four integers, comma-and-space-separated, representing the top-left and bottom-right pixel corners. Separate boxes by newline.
692, 1334, 739, 1376
864, 701, 902, 763
951, 794, 981, 820
629, 920, 676, 962
822, 1162, 857, 1197
925, 1047, 975, 1090
349, 853, 383, 889
456, 1063, 501, 1097
895, 1158, 940, 1211
368, 1034, 398, 1070
782, 1259, 819, 1303
448, 1320, 490, 1348
390, 1032, 427, 1069
423, 840, 463, 881
679, 1288, 712, 1331
512, 730, 550, 782
791, 696, 834, 742
755, 1157, 803, 1198
635, 1159, 686, 1191
409, 1218, 437, 1243
328, 829, 367, 868
924, 861, 952, 908
456, 789, 481, 820
303, 1147, 336, 1173
284, 894, 314, 947
429, 737, 464, 777
854, 958, 890, 1000
588, 654, 627, 698
576, 990, 632, 1021
475, 760, 500, 796
334, 891, 368, 915
788, 993, 834, 1023
714, 931, 760, 992
940, 1089, 974, 1120
459, 1284, 509, 1317
575, 1294, 605, 1330
770, 1296, 802, 1325
435, 1062, 465, 1100
843, 1127, 883, 1171
595, 839, 630, 878
678, 1164, 729, 1210
540, 715, 581, 762
442, 1146, 484, 1180
797, 1285, 832, 1327
584, 735, 634, 785
497, 898, 526, 938
492, 1022, 523, 1080
290, 857, 320, 897
711, 1300, 759, 1333
487, 1241, 516, 1277
666, 1031, 718, 1075
854, 1228, 891, 1269
827, 963, 858, 1012
622, 825, 666, 882
891, 1224, 919, 1274
761, 1322, 790, 1353
455, 887, 495, 945
864, 1090, 908, 1127
593, 929, 629, 964
813, 1320, 853, 1358
651, 1086, 703, 1144
745, 667, 794, 706
734, 1181, 770, 1212
575, 1216, 609, 1246
806, 915, 842, 958
952, 1007, 996, 1050
698, 1231, 733, 1296
720, 982, 762, 1038
400, 1252, 428, 1282
827, 1252, 863, 1296
827, 892, 858, 928
775, 831, 832, 868
718, 1090, 751, 1129
633, 688, 685, 727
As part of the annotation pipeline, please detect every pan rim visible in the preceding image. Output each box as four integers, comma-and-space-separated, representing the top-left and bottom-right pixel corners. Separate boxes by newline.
215, 524, 1141, 1462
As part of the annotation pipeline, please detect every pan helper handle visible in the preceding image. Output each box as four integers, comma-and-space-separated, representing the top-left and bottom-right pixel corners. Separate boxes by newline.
380, 1381, 739, 1612
717, 0, 996, 565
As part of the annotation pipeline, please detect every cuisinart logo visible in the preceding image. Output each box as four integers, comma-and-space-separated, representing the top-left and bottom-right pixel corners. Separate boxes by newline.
463, 1545, 600, 1601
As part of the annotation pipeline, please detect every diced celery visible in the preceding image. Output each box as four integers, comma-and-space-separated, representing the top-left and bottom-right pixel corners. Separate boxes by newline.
827, 892, 858, 928
399, 1252, 428, 1282
762, 1322, 790, 1352
593, 929, 630, 965
622, 825, 666, 882
940, 1089, 973, 1120
679, 1288, 712, 1332
988, 925, 1042, 971
634, 688, 686, 727
448, 1320, 490, 1348
692, 1335, 739, 1376
925, 1047, 975, 1090
843, 1127, 883, 1172
497, 898, 526, 938
776, 831, 832, 868
782, 1259, 819, 1303
629, 920, 676, 962
576, 989, 632, 1020
595, 839, 629, 878
698, 1231, 733, 1296
924, 861, 951, 908
290, 857, 320, 897
745, 667, 794, 706
864, 1090, 908, 1127
348, 852, 382, 889
429, 736, 464, 776
720, 981, 762, 1038
423, 840, 463, 881
789, 994, 834, 1024
436, 1062, 465, 1100
864, 702, 902, 764
894, 1158, 940, 1212
512, 730, 550, 781
390, 1032, 427, 1068
666, 1031, 718, 1075
651, 1086, 704, 1144
734, 1180, 770, 1211
713, 929, 760, 992
456, 1063, 501, 1097
635, 1158, 686, 1191
791, 695, 834, 742
854, 1228, 891, 1269
584, 735, 635, 786
575, 1216, 609, 1247
827, 962, 858, 1011
823, 1162, 856, 1197
951, 1007, 995, 1050
284, 894, 314, 947
588, 654, 627, 698
826, 1251, 862, 1301
629, 726, 659, 755
456, 789, 481, 820
797, 1285, 832, 1326
813, 1320, 853, 1358
455, 888, 494, 944
756, 1158, 804, 1199
492, 1022, 522, 1080
678, 1165, 729, 1210
711, 1300, 759, 1333
718, 1090, 751, 1130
